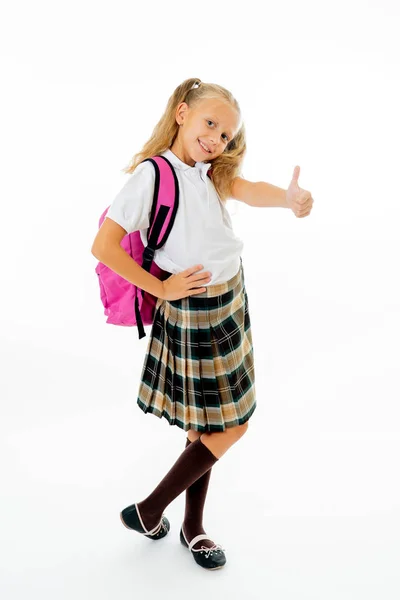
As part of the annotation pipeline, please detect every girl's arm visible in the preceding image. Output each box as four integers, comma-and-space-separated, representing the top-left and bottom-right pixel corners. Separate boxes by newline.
230, 176, 289, 208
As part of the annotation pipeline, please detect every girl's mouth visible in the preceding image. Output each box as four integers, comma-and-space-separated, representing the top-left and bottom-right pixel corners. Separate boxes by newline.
198, 139, 211, 154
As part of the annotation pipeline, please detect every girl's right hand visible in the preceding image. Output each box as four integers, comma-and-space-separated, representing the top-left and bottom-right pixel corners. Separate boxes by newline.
161, 264, 212, 301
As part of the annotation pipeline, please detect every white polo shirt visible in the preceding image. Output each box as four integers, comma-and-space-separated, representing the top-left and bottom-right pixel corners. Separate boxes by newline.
105, 148, 243, 285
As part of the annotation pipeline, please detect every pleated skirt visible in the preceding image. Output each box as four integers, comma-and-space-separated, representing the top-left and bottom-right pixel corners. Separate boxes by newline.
136, 257, 256, 432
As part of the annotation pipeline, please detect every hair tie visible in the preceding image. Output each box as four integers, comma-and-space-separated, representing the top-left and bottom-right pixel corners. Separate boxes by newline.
191, 81, 201, 89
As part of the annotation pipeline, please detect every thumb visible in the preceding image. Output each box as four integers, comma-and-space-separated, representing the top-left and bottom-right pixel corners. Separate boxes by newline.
290, 165, 301, 186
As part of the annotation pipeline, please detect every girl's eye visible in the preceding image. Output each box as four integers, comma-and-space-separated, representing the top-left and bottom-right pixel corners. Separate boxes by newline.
207, 120, 229, 142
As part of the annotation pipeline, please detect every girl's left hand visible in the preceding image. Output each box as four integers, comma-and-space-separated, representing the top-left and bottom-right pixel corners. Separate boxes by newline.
285, 166, 314, 218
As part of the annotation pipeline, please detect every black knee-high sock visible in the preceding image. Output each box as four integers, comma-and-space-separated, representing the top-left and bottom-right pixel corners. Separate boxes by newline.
136, 437, 218, 532
183, 437, 215, 550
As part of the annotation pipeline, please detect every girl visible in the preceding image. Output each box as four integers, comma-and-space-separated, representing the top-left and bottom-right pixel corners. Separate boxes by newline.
91, 78, 314, 571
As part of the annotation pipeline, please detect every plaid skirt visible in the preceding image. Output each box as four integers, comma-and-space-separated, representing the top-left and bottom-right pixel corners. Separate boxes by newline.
136, 258, 256, 432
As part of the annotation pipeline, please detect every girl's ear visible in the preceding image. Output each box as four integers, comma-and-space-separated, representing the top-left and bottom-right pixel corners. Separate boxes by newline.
176, 101, 189, 125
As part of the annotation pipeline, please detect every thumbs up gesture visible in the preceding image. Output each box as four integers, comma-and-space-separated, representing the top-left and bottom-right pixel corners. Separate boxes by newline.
285, 166, 314, 218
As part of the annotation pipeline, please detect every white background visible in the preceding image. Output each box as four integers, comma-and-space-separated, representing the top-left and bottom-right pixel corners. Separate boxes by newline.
1, 1, 399, 598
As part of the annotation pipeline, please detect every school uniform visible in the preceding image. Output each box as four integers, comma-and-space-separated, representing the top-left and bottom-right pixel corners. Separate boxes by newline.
106, 148, 256, 432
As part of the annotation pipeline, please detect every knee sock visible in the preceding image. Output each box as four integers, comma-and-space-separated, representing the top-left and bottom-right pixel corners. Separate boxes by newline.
183, 437, 215, 550
136, 437, 218, 532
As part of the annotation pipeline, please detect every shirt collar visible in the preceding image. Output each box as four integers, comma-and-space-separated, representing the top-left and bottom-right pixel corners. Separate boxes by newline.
161, 148, 212, 180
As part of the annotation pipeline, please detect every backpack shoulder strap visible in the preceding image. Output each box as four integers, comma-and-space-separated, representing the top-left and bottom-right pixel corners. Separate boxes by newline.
138, 155, 179, 269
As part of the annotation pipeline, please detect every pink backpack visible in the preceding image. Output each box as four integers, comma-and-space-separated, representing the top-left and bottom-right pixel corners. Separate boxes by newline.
95, 155, 180, 339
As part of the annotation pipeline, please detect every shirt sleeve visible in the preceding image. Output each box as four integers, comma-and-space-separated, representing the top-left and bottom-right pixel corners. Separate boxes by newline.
105, 161, 155, 234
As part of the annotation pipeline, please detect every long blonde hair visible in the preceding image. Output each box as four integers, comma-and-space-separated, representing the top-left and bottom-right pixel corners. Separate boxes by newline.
122, 77, 246, 204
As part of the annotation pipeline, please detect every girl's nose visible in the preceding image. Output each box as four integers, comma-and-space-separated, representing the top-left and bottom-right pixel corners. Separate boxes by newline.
207, 139, 217, 151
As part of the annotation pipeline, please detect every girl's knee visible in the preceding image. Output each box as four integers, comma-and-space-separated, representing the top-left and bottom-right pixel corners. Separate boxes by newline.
235, 420, 249, 438
187, 429, 202, 442
199, 421, 250, 458
197, 420, 249, 446
223, 420, 249, 441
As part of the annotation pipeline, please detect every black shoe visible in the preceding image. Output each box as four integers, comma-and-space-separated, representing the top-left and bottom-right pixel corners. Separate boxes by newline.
180, 526, 226, 570
120, 503, 170, 540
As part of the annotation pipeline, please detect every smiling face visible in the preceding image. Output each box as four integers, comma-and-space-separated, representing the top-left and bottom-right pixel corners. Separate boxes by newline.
171, 96, 240, 167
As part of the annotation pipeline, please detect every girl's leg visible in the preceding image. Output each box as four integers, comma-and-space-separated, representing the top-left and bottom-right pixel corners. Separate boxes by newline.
187, 422, 249, 454
182, 423, 249, 549
187, 429, 202, 442
134, 423, 249, 532
200, 421, 249, 458
183, 432, 212, 549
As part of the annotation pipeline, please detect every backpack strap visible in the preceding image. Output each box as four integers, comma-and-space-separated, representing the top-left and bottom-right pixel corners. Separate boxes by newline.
134, 155, 179, 338
142, 155, 179, 268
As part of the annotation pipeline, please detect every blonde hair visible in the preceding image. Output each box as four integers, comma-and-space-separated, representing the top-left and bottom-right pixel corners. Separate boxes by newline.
122, 77, 246, 204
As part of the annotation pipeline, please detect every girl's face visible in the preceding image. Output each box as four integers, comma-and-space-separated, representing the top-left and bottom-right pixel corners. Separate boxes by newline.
172, 97, 240, 166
